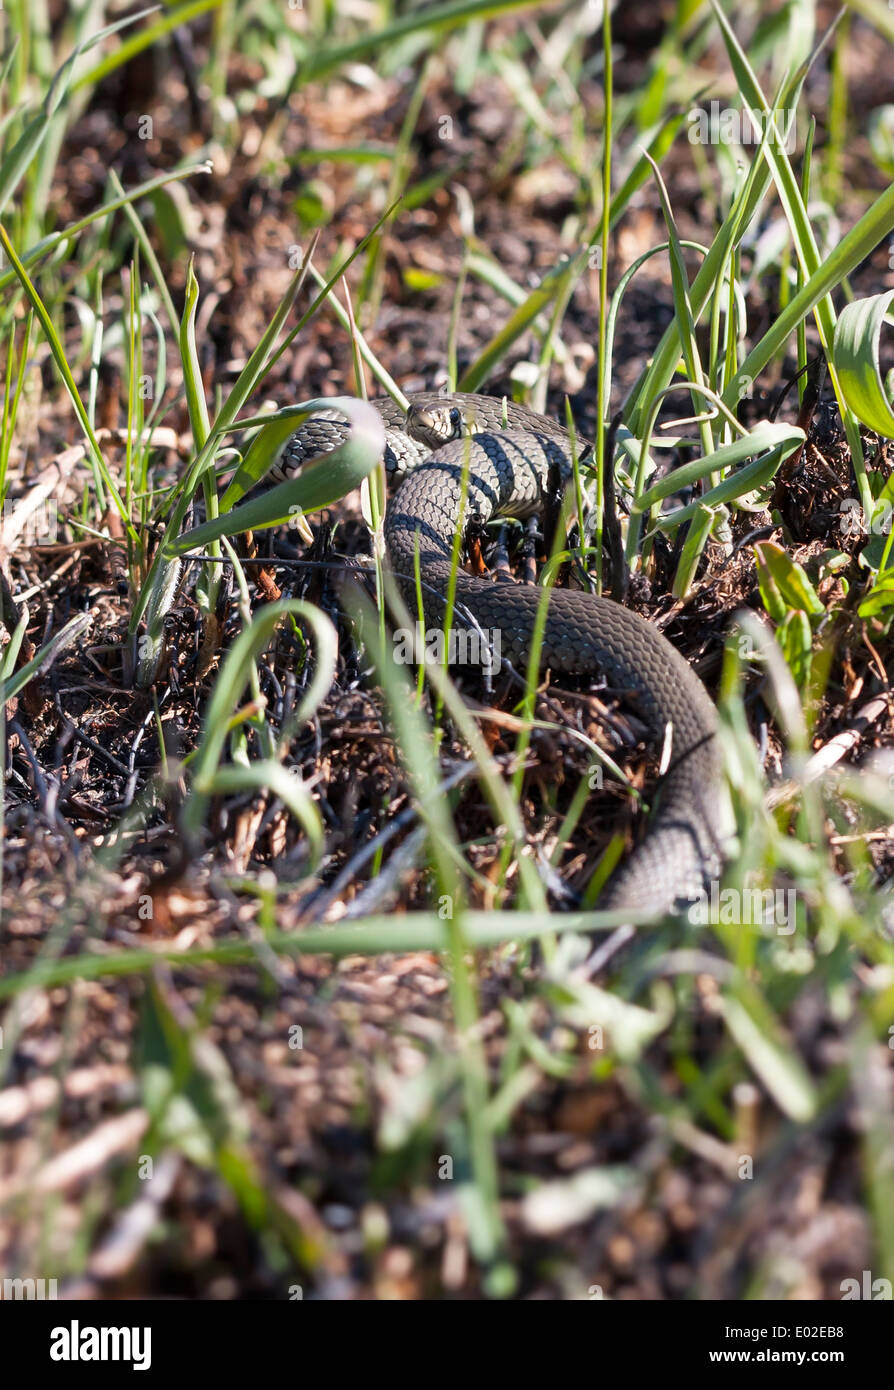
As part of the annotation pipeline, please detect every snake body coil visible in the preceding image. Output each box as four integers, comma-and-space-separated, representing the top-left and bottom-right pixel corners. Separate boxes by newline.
280, 392, 724, 918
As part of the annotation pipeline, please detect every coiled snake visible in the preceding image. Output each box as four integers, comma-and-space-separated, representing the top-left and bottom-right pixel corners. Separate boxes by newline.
279, 392, 724, 918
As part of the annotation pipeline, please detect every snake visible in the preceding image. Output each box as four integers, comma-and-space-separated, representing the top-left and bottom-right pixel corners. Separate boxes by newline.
277, 392, 724, 918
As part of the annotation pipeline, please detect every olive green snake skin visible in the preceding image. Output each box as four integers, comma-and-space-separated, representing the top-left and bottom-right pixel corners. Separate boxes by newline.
277, 392, 724, 918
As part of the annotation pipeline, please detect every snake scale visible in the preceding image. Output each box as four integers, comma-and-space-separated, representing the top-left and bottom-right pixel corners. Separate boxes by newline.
277, 392, 724, 918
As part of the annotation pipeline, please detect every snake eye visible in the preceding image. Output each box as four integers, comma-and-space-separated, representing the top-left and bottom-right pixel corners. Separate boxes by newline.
448, 407, 463, 437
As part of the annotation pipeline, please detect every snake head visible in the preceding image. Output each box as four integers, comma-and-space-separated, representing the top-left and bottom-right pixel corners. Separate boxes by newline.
406, 403, 472, 448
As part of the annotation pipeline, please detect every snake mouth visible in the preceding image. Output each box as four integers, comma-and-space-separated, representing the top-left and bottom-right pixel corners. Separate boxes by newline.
407, 403, 469, 447
408, 405, 438, 431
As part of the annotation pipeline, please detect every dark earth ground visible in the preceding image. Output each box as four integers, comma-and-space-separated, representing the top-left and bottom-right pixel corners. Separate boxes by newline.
2, 3, 894, 1298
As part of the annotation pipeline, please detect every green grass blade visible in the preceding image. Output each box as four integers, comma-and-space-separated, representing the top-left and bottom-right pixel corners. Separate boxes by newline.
297, 0, 546, 84
183, 599, 337, 841
0, 906, 664, 1001
71, 0, 221, 94
0, 223, 138, 541
832, 289, 894, 437
209, 762, 324, 866
0, 613, 92, 704
0, 5, 158, 213
166, 396, 385, 553
719, 181, 894, 428
632, 421, 804, 513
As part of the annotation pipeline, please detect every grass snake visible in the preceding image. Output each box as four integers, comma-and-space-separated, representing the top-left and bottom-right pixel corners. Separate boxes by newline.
278, 392, 724, 918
